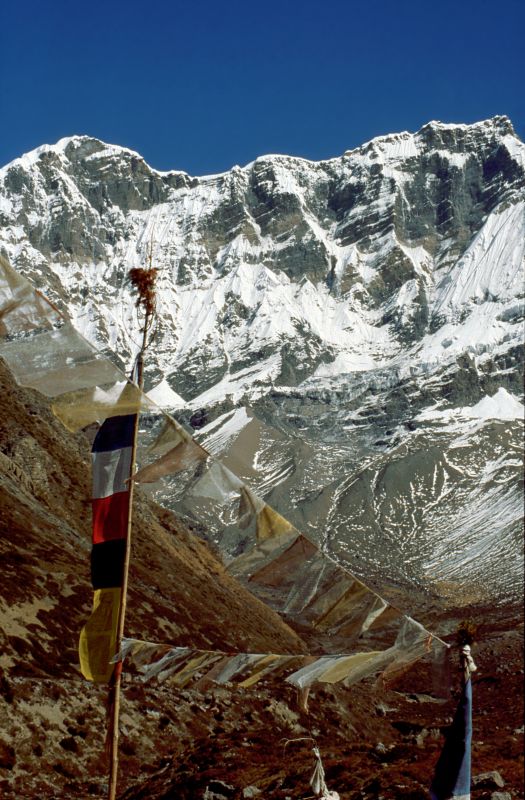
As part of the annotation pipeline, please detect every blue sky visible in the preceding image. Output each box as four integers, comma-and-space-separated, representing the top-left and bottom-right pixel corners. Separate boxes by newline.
1, 0, 523, 174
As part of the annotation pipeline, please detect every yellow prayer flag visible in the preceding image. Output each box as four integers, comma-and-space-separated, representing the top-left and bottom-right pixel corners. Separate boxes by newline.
317, 651, 383, 683
237, 654, 282, 688
79, 588, 121, 683
52, 381, 147, 432
256, 505, 294, 542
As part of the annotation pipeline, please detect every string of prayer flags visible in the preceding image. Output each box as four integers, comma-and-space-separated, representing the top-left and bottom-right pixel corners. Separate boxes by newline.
0, 253, 451, 692
285, 617, 432, 689
285, 648, 392, 690
114, 638, 304, 688
113, 619, 443, 693
114, 639, 308, 688
121, 425, 448, 665
229, 530, 397, 647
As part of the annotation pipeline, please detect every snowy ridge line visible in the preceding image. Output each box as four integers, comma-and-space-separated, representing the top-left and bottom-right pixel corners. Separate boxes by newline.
1, 115, 521, 181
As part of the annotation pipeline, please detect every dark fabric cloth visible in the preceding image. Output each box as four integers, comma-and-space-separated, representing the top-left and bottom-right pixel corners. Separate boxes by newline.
91, 539, 126, 589
92, 414, 135, 452
430, 678, 472, 799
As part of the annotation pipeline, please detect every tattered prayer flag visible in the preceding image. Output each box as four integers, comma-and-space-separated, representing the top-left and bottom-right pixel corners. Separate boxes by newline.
131, 440, 205, 484
138, 648, 192, 681
0, 253, 60, 335
211, 653, 264, 685
237, 486, 265, 529
237, 654, 283, 688
149, 415, 192, 454
317, 651, 384, 684
168, 653, 223, 688
430, 678, 473, 800
79, 588, 122, 682
52, 381, 145, 432
79, 412, 136, 682
310, 746, 339, 799
192, 657, 232, 691
190, 461, 243, 503
256, 504, 294, 541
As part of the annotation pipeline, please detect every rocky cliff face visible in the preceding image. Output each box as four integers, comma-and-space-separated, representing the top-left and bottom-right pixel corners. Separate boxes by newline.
1, 116, 522, 397
0, 117, 523, 604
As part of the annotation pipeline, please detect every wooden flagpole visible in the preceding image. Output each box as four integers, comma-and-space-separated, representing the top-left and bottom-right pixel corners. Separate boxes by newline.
107, 257, 157, 800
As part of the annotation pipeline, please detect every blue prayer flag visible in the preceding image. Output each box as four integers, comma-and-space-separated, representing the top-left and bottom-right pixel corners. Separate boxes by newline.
430, 678, 472, 800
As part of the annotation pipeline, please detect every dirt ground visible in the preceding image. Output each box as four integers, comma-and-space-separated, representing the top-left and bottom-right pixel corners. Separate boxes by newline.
0, 606, 522, 799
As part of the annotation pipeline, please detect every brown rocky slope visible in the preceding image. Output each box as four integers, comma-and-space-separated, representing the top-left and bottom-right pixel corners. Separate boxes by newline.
0, 359, 305, 797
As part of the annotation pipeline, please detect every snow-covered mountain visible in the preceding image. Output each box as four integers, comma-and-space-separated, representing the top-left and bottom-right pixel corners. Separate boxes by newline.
0, 116, 523, 605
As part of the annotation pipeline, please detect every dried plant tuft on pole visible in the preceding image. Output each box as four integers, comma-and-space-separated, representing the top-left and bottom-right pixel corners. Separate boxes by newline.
128, 266, 158, 318
127, 264, 158, 351
456, 620, 477, 647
